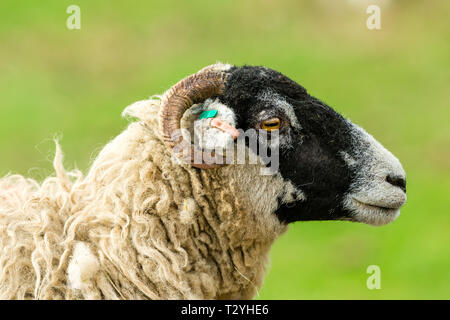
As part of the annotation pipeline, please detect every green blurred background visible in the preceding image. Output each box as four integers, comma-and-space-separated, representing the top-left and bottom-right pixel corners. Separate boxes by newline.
0, 0, 449, 299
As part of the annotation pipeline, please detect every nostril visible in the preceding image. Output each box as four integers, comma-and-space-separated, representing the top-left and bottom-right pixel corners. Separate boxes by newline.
386, 175, 406, 193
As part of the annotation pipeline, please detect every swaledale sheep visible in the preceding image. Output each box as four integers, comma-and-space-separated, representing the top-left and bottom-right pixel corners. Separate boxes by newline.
0, 63, 406, 299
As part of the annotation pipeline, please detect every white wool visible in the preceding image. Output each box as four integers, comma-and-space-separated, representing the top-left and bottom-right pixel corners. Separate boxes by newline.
179, 198, 196, 224
0, 96, 288, 300
67, 242, 100, 291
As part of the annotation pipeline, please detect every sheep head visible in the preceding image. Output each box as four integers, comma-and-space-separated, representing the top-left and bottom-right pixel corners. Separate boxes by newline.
159, 63, 407, 226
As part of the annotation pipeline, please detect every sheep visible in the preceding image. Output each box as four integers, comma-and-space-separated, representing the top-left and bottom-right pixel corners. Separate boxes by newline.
0, 63, 407, 300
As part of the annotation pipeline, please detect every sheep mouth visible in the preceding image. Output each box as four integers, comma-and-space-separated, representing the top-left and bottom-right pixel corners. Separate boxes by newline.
344, 197, 403, 226
352, 199, 401, 213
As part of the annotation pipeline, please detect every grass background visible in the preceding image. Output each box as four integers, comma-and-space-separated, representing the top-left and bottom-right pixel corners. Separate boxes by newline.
0, 0, 449, 299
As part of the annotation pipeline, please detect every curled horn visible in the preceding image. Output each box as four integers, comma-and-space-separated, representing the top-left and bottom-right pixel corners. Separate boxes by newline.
159, 64, 230, 169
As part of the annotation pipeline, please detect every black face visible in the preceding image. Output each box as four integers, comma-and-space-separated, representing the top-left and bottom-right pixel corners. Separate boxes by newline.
219, 66, 356, 223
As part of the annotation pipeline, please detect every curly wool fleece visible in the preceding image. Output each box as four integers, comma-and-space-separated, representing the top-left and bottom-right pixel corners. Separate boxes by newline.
0, 98, 292, 300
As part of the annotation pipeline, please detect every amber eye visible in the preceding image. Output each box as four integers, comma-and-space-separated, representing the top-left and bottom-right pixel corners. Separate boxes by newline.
261, 118, 281, 131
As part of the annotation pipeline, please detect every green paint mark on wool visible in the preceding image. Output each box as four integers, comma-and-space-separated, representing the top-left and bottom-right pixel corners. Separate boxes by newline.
199, 110, 218, 119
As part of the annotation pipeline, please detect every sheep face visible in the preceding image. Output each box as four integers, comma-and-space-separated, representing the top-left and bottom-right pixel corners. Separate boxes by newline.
212, 65, 407, 226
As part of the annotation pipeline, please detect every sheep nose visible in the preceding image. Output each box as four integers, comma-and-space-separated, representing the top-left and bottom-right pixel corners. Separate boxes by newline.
386, 174, 406, 193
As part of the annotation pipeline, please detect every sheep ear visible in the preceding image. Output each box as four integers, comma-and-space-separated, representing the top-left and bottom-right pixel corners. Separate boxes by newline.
122, 98, 162, 122
194, 100, 239, 155
122, 100, 151, 120
180, 99, 238, 159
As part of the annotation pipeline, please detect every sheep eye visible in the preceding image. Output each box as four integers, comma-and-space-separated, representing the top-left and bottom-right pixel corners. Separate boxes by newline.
261, 118, 281, 131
